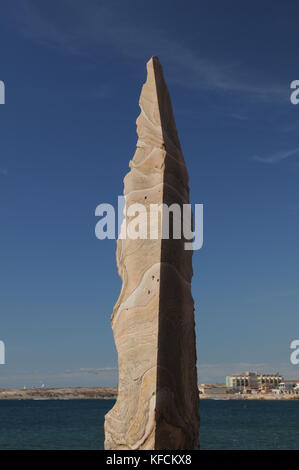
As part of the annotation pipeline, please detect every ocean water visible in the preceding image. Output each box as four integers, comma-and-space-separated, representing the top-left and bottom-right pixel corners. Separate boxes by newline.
0, 399, 299, 450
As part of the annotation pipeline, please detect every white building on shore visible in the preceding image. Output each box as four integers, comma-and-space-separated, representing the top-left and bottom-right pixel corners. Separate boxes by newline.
226, 372, 283, 392
272, 381, 299, 395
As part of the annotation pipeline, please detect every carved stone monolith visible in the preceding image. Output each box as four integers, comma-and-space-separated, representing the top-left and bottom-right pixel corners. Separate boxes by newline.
104, 56, 199, 450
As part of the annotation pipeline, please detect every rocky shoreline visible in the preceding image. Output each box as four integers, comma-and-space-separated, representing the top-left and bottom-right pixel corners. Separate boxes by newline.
0, 387, 117, 400
200, 393, 299, 400
1, 387, 299, 401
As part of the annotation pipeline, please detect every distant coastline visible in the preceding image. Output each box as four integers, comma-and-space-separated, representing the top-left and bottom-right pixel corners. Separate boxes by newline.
0, 387, 117, 400
1, 387, 299, 400
200, 393, 299, 400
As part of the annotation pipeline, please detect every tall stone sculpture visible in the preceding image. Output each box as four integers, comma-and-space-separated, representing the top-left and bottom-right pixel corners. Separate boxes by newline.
104, 57, 199, 450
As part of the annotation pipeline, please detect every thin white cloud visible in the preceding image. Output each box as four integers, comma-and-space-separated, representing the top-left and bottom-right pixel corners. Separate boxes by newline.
0, 366, 119, 388
10, 0, 288, 101
79, 367, 117, 375
226, 113, 249, 121
253, 147, 299, 164
1, 363, 297, 387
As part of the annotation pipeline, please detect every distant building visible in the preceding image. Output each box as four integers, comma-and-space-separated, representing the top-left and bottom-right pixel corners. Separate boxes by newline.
226, 372, 283, 392
278, 382, 293, 393
272, 381, 299, 395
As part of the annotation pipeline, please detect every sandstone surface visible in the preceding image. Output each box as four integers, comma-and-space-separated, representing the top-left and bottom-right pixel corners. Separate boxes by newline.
104, 57, 199, 450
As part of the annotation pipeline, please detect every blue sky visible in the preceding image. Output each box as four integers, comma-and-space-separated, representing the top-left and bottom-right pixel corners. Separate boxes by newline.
0, 0, 299, 387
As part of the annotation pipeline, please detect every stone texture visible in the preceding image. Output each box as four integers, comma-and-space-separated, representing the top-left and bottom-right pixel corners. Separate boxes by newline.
104, 56, 199, 450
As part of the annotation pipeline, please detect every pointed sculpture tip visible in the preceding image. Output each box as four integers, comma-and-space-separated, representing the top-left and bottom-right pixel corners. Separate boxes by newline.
146, 56, 164, 82
146, 55, 161, 68
149, 55, 160, 62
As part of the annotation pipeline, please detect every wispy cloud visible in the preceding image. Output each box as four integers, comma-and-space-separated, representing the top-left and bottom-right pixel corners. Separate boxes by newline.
0, 168, 8, 176
226, 113, 249, 121
79, 367, 117, 375
253, 147, 299, 164
1, 363, 297, 387
0, 367, 118, 388
8, 0, 288, 101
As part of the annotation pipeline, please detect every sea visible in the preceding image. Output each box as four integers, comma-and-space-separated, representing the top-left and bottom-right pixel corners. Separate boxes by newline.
0, 399, 299, 450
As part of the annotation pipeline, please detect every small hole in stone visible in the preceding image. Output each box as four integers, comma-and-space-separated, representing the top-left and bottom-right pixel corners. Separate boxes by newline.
148, 290, 150, 294
157, 279, 159, 282
152, 275, 155, 280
